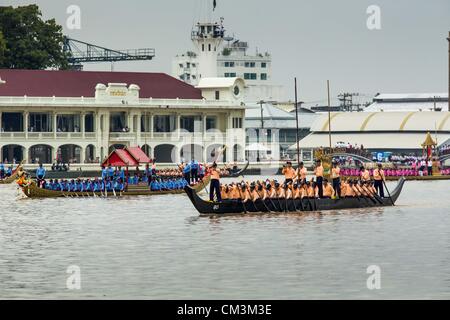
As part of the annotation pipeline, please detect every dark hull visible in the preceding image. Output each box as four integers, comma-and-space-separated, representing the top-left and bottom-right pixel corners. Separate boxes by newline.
184, 177, 405, 216
228, 161, 249, 178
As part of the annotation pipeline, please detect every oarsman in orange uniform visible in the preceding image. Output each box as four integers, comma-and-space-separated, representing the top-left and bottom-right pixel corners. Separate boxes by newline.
220, 185, 228, 200
241, 184, 252, 203
360, 166, 371, 182
282, 161, 296, 184
300, 183, 308, 199
258, 183, 268, 200
285, 183, 293, 200
228, 183, 238, 200
269, 183, 277, 199
361, 181, 375, 199
331, 161, 341, 198
250, 184, 260, 201
346, 181, 356, 197
209, 162, 222, 202
277, 182, 286, 199
373, 163, 386, 197
369, 181, 377, 195
295, 162, 308, 183
350, 181, 362, 197
306, 181, 316, 198
314, 159, 324, 198
323, 179, 335, 198
293, 184, 302, 199
354, 181, 366, 196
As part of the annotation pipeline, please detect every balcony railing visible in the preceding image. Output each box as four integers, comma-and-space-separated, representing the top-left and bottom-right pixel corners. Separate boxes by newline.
0, 131, 234, 143
0, 131, 96, 140
0, 132, 26, 138
28, 132, 54, 139
0, 96, 238, 108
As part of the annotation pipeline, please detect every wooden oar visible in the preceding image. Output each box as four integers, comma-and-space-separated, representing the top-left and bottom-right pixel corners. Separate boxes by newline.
255, 189, 274, 213
383, 180, 395, 206
200, 178, 211, 199
237, 187, 248, 214
265, 193, 278, 212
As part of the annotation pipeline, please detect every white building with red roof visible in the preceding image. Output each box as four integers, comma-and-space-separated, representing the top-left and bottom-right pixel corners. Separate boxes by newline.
0, 69, 246, 166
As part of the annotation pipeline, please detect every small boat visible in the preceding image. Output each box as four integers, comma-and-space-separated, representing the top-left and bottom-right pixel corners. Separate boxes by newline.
19, 175, 211, 199
227, 161, 249, 178
342, 174, 450, 181
0, 173, 18, 185
0, 161, 24, 185
184, 177, 405, 216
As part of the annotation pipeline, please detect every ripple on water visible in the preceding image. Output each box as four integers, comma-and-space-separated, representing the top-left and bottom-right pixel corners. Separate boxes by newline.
0, 179, 450, 299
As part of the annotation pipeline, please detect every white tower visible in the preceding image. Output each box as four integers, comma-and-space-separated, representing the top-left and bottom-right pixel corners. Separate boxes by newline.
191, 3, 224, 80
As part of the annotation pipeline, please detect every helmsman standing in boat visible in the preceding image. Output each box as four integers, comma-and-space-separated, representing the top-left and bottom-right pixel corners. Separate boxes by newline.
373, 163, 386, 197
209, 162, 222, 202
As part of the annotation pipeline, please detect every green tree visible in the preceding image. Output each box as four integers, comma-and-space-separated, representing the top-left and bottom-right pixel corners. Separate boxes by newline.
0, 31, 6, 66
0, 5, 69, 69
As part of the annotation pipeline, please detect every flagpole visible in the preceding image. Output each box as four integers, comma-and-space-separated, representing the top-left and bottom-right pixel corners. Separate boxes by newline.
294, 78, 300, 165
327, 80, 332, 149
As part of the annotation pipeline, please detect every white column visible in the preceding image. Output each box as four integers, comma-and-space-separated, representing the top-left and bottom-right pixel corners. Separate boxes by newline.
81, 112, 86, 138
202, 113, 207, 138
23, 146, 29, 164
24, 112, 29, 138
150, 114, 154, 139
79, 146, 85, 164
53, 112, 57, 139
176, 113, 181, 139
128, 112, 134, 132
136, 112, 142, 147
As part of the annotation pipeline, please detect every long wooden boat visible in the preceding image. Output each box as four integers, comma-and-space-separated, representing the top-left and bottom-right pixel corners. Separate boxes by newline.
342, 175, 450, 181
228, 161, 249, 178
184, 177, 405, 216
0, 172, 18, 185
0, 161, 25, 185
19, 175, 211, 199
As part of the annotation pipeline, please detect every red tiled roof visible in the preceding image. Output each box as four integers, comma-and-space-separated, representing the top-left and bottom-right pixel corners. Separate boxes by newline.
102, 149, 139, 167
0, 69, 203, 99
126, 146, 151, 163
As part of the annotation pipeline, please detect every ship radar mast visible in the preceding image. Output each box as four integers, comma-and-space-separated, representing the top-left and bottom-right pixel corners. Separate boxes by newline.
191, 0, 225, 79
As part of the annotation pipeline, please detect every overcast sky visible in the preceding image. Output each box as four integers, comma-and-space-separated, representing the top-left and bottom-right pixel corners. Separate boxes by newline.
4, 0, 450, 103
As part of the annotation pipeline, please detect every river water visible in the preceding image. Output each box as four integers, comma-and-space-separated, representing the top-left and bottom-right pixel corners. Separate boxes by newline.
0, 177, 449, 299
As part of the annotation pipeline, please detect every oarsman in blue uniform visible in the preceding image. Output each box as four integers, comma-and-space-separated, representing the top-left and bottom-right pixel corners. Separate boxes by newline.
119, 167, 125, 181
144, 164, 151, 183
101, 166, 108, 180
59, 180, 66, 191
68, 180, 76, 192
114, 179, 125, 192
199, 163, 205, 181
150, 179, 160, 191
36, 163, 46, 188
106, 179, 114, 192
53, 179, 59, 191
190, 159, 199, 183
92, 178, 100, 192
6, 166, 13, 177
183, 163, 191, 184
0, 162, 5, 179
107, 165, 114, 180
85, 180, 93, 192
132, 173, 139, 185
